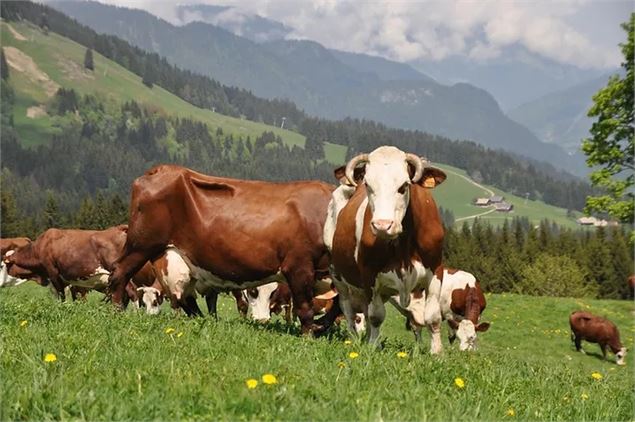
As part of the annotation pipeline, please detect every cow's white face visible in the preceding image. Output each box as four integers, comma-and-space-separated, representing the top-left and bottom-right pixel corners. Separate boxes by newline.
354, 313, 366, 333
244, 282, 279, 322
0, 251, 29, 287
137, 287, 162, 315
456, 320, 477, 351
616, 347, 627, 365
364, 147, 413, 239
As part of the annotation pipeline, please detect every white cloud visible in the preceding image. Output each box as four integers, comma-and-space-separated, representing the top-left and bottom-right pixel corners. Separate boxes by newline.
99, 0, 628, 69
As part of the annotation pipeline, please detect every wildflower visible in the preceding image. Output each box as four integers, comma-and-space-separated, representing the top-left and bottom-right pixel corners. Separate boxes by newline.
43, 353, 57, 363
591, 372, 602, 380
337, 361, 346, 369
344, 340, 352, 345
19, 320, 28, 327
506, 408, 515, 417
262, 374, 278, 385
397, 351, 408, 358
348, 352, 359, 359
164, 327, 175, 335
454, 377, 465, 389
245, 379, 258, 389
176, 332, 184, 338
581, 393, 589, 400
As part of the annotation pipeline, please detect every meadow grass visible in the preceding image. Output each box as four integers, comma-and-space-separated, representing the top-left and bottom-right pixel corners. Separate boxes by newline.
1, 283, 633, 421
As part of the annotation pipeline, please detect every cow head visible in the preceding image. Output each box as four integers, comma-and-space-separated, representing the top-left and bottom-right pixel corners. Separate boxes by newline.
616, 347, 627, 366
137, 286, 163, 315
448, 319, 490, 351
243, 282, 280, 322
345, 146, 445, 239
354, 313, 366, 333
0, 250, 30, 287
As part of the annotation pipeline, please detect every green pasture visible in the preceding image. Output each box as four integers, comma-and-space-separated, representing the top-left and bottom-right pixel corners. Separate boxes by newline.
1, 283, 633, 421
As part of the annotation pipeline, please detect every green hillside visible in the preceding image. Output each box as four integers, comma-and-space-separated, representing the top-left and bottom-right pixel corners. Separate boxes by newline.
0, 21, 304, 148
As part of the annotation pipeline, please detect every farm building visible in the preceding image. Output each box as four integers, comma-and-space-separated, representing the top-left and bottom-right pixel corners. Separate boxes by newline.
474, 197, 490, 206
576, 216, 619, 227
489, 195, 504, 203
495, 202, 514, 212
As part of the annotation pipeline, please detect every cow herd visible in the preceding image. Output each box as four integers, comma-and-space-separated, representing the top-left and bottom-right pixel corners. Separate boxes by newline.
0, 145, 628, 363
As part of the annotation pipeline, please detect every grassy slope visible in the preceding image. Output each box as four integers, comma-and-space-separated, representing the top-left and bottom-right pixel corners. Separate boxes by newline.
1, 283, 633, 421
0, 21, 304, 149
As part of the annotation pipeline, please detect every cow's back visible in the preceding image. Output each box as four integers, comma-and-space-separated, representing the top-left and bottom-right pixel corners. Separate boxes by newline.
570, 311, 619, 343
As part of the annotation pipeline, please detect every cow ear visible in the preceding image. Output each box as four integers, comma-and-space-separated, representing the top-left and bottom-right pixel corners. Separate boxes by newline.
418, 167, 447, 189
334, 165, 365, 186
448, 319, 459, 330
476, 322, 490, 332
136, 287, 144, 293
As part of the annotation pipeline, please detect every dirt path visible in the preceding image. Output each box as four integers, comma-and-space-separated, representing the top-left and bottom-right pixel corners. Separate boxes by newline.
3, 46, 59, 97
5, 23, 27, 41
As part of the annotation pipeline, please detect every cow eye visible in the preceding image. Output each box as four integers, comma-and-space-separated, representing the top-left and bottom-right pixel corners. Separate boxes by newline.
398, 182, 409, 194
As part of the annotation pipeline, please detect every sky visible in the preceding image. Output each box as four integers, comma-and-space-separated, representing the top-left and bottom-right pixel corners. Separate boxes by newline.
96, 0, 632, 69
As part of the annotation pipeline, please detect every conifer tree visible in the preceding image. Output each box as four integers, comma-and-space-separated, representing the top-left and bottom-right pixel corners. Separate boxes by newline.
1, 49, 9, 80
84, 48, 94, 71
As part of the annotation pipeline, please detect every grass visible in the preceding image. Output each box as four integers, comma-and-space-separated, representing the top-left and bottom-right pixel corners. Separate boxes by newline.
0, 21, 305, 149
1, 283, 633, 421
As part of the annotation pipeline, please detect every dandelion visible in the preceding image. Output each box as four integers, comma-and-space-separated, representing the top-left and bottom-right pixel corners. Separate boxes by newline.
337, 361, 346, 369
506, 408, 515, 417
164, 327, 175, 335
344, 340, 352, 345
245, 379, 258, 389
176, 332, 184, 338
262, 374, 278, 385
397, 351, 408, 358
19, 320, 28, 327
454, 377, 465, 389
581, 393, 589, 400
43, 353, 57, 363
348, 352, 359, 359
591, 372, 603, 380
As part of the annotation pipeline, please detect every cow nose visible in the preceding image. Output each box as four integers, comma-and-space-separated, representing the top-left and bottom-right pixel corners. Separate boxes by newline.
371, 219, 393, 232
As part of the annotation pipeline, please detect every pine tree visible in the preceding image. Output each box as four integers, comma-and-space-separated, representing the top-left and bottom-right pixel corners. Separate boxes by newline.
0, 188, 22, 237
43, 192, 62, 229
84, 48, 94, 71
1, 48, 9, 80
142, 59, 155, 88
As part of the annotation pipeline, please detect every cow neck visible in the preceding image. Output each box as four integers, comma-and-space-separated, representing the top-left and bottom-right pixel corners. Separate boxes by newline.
13, 243, 44, 271
465, 287, 481, 324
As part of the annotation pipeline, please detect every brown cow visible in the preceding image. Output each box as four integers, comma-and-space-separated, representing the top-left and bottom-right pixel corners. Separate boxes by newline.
4, 226, 128, 301
570, 311, 627, 365
108, 165, 334, 334
325, 146, 447, 351
1, 237, 33, 287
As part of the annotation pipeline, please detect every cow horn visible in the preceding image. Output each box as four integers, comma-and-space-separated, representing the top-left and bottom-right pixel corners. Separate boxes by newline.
345, 153, 369, 186
406, 153, 424, 183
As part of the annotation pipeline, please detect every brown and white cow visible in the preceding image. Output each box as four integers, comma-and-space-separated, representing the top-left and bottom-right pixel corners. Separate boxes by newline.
3, 226, 128, 300
326, 146, 447, 351
439, 268, 489, 351
108, 165, 334, 334
570, 311, 627, 365
0, 237, 32, 287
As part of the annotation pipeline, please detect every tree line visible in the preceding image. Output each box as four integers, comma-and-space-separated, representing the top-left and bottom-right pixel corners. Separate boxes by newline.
0, 0, 597, 212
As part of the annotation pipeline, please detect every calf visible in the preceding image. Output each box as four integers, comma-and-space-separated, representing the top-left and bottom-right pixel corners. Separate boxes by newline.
570, 311, 626, 365
439, 268, 489, 351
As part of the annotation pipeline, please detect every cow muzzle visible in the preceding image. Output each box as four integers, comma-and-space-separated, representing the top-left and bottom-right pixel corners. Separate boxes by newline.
371, 219, 399, 238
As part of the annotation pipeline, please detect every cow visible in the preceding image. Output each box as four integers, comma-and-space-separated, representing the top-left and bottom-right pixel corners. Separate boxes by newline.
0, 237, 32, 287
3, 226, 128, 301
439, 268, 489, 351
570, 311, 627, 365
107, 164, 334, 334
326, 146, 447, 352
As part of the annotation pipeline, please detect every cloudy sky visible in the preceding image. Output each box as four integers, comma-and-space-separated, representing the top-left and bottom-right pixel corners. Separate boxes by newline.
98, 0, 632, 69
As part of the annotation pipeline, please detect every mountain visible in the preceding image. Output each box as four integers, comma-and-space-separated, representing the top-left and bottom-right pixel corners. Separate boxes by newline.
411, 49, 612, 111
174, 4, 292, 43
48, 0, 583, 174
507, 75, 610, 154
328, 49, 433, 82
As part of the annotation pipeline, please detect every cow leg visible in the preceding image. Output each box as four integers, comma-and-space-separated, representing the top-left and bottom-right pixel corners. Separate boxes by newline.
231, 290, 249, 318
205, 290, 219, 317
448, 322, 457, 344
284, 262, 317, 335
110, 250, 156, 309
283, 304, 292, 325
331, 278, 362, 337
424, 276, 443, 355
600, 344, 607, 360
367, 294, 386, 347
573, 334, 583, 353
181, 295, 203, 317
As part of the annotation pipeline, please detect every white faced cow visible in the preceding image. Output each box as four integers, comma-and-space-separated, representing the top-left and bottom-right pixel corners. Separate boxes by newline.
326, 146, 447, 352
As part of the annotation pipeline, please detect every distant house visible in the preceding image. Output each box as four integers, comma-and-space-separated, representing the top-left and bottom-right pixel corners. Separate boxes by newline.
577, 216, 598, 225
474, 198, 490, 206
489, 195, 504, 203
495, 202, 514, 212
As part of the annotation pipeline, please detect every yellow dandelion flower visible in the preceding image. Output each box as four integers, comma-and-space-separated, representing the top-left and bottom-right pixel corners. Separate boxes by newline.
19, 320, 28, 327
397, 351, 408, 358
348, 352, 359, 359
454, 377, 465, 389
176, 332, 184, 338
591, 372, 602, 380
262, 374, 278, 385
344, 340, 352, 345
581, 393, 589, 400
506, 408, 515, 417
337, 361, 346, 369
245, 379, 258, 389
164, 327, 175, 334
609, 367, 616, 371
43, 353, 57, 363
